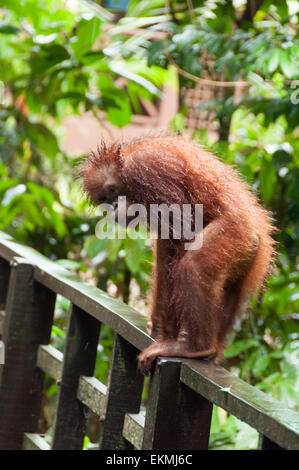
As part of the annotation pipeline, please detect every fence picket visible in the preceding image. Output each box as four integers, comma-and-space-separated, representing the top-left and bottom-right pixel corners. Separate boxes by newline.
142, 358, 212, 450
52, 304, 100, 450
99, 334, 144, 450
0, 257, 55, 449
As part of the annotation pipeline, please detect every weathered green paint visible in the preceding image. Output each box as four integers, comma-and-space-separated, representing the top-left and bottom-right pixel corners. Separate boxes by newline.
181, 359, 299, 450
123, 413, 145, 450
23, 433, 50, 450
143, 358, 213, 450
77, 376, 107, 417
37, 344, 63, 381
100, 334, 144, 450
52, 304, 100, 450
0, 231, 299, 450
0, 257, 55, 450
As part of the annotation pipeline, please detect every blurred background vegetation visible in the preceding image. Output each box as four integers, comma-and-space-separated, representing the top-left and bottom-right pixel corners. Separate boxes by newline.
0, 0, 298, 450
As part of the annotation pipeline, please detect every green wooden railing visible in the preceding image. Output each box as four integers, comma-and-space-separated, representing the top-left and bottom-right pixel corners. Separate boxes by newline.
0, 231, 298, 450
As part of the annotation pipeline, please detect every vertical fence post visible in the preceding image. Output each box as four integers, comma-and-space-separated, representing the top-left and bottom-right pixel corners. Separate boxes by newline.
259, 434, 284, 450
174, 377, 213, 449
99, 334, 144, 450
52, 304, 101, 450
142, 358, 181, 450
142, 358, 213, 450
0, 257, 55, 449
0, 257, 10, 309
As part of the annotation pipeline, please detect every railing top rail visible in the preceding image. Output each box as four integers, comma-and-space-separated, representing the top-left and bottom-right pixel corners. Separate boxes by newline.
180, 359, 299, 450
0, 230, 151, 352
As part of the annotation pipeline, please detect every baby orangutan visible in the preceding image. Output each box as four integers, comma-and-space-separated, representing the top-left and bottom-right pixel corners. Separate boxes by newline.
81, 135, 275, 374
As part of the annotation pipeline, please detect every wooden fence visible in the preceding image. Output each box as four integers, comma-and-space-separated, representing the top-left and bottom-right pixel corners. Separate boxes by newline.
0, 230, 298, 450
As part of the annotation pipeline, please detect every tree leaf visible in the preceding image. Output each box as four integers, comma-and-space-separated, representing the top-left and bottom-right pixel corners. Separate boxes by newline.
259, 157, 277, 203
0, 24, 20, 34
272, 150, 292, 170
279, 51, 297, 79
109, 61, 161, 97
72, 16, 101, 60
267, 49, 280, 73
252, 354, 270, 378
0, 179, 20, 197
147, 40, 166, 67
275, 0, 289, 22
23, 121, 59, 157
30, 43, 70, 75
224, 339, 259, 359
87, 237, 107, 259
107, 104, 131, 127
124, 238, 145, 275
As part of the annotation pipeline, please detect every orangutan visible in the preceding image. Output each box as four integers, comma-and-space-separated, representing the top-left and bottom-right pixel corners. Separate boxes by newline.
80, 135, 276, 374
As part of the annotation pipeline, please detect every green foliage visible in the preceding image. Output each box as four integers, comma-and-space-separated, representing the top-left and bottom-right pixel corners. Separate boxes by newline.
1, 0, 299, 449
0, 0, 165, 258
84, 230, 153, 292
209, 406, 259, 450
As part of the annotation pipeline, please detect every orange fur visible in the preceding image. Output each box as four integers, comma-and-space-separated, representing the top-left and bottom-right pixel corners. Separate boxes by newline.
81, 135, 276, 374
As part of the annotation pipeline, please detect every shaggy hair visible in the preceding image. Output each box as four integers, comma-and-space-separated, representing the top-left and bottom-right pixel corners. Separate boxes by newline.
81, 135, 276, 367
